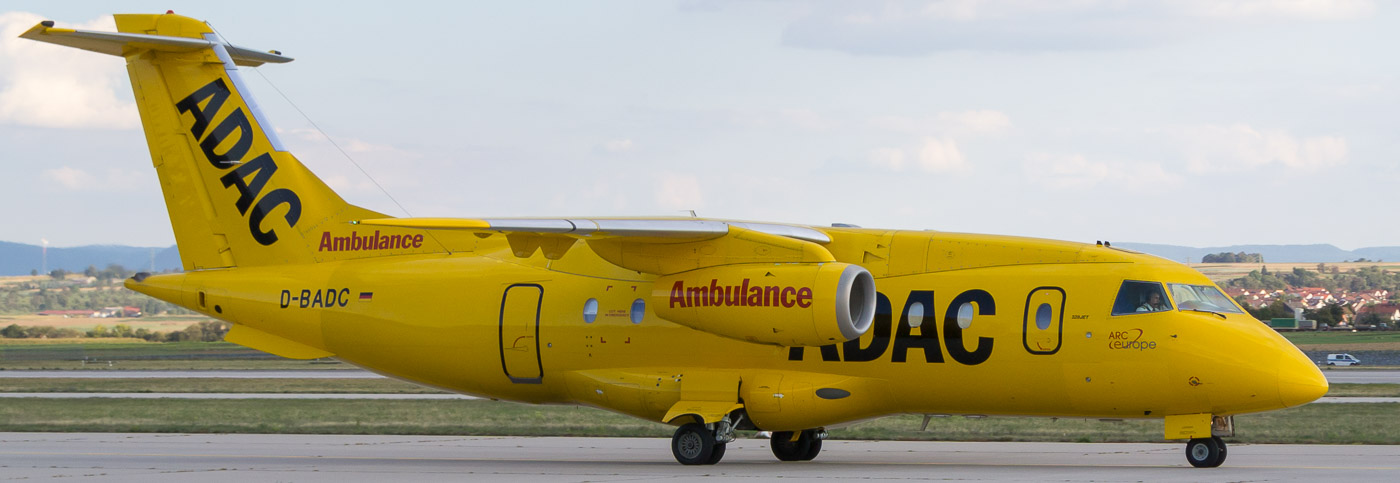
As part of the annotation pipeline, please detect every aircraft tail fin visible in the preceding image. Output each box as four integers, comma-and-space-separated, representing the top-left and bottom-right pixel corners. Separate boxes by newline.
21, 13, 437, 269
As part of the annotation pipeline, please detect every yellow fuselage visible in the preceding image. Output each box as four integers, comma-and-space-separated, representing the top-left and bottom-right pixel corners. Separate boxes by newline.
130, 229, 1326, 432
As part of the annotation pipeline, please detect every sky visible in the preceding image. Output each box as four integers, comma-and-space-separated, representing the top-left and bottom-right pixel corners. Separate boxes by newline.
1, 1, 1396, 250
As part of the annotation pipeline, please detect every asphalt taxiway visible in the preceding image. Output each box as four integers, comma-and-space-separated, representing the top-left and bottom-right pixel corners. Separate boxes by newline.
0, 433, 1395, 482
0, 393, 1393, 403
4, 369, 1399, 383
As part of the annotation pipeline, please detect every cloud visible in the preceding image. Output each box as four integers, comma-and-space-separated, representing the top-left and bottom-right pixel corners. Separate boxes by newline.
871, 110, 1012, 136
776, 1, 1375, 55
0, 12, 138, 129
41, 166, 146, 191
874, 138, 969, 173
1178, 0, 1374, 20
1023, 153, 1181, 191
1172, 124, 1348, 173
918, 137, 968, 173
655, 173, 705, 210
868, 147, 906, 171
275, 127, 419, 162
940, 110, 1013, 133
42, 166, 93, 190
602, 139, 634, 153
867, 111, 1001, 174
729, 108, 840, 132
780, 2, 1163, 55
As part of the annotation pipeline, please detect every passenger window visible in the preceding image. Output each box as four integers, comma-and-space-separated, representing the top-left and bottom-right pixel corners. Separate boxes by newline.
1111, 281, 1172, 315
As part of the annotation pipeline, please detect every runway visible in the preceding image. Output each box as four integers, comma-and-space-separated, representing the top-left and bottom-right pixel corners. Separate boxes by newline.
1319, 370, 1400, 384
0, 433, 1395, 482
4, 369, 1399, 383
0, 392, 1391, 403
0, 370, 379, 379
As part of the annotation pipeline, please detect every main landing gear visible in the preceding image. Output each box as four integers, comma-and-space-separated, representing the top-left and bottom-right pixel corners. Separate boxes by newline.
770, 429, 825, 461
670, 414, 740, 465
667, 416, 828, 465
1185, 436, 1228, 468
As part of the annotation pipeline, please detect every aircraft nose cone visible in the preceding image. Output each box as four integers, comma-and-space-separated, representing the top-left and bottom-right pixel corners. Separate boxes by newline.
1278, 352, 1328, 408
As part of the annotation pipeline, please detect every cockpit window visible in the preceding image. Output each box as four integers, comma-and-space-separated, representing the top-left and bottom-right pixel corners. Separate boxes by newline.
1112, 280, 1172, 315
1167, 283, 1244, 314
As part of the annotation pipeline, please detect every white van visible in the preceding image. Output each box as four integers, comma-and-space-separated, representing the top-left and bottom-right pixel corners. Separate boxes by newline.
1325, 353, 1361, 366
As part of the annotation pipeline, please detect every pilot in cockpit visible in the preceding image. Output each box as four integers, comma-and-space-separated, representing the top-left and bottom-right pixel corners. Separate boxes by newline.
1137, 290, 1170, 312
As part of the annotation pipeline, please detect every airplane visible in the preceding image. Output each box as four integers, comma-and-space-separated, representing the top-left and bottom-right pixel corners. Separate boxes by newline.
21, 13, 1327, 468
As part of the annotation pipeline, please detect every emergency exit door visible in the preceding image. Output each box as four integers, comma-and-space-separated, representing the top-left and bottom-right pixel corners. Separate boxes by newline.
499, 284, 543, 383
1023, 287, 1066, 355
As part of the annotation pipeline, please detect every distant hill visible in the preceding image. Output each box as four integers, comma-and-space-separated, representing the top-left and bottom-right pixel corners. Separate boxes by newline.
1115, 243, 1400, 263
0, 241, 181, 276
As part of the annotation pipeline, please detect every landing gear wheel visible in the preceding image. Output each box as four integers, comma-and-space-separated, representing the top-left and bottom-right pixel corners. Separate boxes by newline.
672, 423, 717, 465
800, 430, 823, 461
1212, 436, 1228, 466
770, 431, 811, 461
706, 442, 727, 465
1185, 437, 1225, 468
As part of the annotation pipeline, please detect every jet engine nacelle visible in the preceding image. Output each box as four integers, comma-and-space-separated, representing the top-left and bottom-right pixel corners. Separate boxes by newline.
653, 262, 876, 347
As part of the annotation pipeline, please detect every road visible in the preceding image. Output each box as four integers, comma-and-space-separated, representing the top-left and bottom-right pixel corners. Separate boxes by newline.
0, 433, 1395, 482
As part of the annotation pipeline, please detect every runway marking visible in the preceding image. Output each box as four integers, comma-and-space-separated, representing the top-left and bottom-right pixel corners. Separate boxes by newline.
2, 451, 1396, 471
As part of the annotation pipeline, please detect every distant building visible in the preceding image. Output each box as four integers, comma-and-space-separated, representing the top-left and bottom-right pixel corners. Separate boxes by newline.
1356, 304, 1400, 325
95, 306, 142, 318
38, 309, 96, 317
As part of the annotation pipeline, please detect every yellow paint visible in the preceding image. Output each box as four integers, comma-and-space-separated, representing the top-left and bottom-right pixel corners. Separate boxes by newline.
1164, 413, 1212, 440
24, 14, 1329, 440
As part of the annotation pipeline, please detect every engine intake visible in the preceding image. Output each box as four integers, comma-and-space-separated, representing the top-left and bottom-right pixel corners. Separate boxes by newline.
653, 262, 876, 346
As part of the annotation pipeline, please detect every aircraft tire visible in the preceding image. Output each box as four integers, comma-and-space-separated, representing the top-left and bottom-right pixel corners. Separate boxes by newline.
770, 431, 812, 461
672, 423, 716, 465
705, 442, 727, 465
799, 431, 823, 461
1212, 436, 1228, 466
1185, 437, 1224, 468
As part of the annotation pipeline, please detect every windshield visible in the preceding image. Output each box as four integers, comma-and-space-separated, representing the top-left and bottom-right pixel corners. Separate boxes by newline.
1111, 280, 1173, 315
1167, 283, 1243, 314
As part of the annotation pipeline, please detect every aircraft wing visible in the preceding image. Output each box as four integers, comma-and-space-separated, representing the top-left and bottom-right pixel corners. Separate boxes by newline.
353, 217, 834, 275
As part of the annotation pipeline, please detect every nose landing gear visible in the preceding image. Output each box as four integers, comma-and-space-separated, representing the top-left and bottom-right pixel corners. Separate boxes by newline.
1169, 414, 1233, 467
1185, 436, 1227, 468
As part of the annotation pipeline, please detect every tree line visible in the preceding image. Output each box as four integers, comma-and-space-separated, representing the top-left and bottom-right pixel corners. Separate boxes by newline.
1202, 252, 1264, 263
2, 264, 189, 315
0, 320, 229, 342
1225, 265, 1400, 295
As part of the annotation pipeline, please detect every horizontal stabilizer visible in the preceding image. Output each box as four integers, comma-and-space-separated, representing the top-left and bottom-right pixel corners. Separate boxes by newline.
20, 21, 292, 66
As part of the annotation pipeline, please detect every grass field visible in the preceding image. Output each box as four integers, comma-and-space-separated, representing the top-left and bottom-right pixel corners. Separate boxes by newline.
0, 359, 350, 370
0, 314, 211, 333
1283, 332, 1400, 346
0, 340, 350, 370
1188, 262, 1400, 283
0, 399, 1393, 444
0, 377, 443, 393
